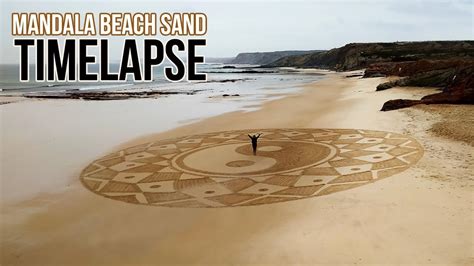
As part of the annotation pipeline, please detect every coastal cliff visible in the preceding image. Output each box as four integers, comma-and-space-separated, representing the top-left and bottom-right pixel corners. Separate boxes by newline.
267, 41, 474, 70
230, 50, 320, 65
266, 41, 474, 110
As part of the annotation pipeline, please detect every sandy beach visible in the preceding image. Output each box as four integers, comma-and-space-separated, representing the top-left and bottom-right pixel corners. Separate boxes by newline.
1, 72, 473, 265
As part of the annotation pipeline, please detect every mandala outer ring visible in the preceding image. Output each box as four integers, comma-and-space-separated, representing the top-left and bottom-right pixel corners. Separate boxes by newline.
80, 128, 424, 208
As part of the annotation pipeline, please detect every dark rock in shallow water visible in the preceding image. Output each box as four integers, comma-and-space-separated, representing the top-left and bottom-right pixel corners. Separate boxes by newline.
205, 70, 276, 74
204, 78, 249, 83
220, 79, 239, 82
22, 90, 200, 101
239, 70, 276, 74
345, 74, 364, 78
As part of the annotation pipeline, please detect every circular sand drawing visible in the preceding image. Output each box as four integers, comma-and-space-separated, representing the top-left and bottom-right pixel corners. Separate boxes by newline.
80, 129, 423, 207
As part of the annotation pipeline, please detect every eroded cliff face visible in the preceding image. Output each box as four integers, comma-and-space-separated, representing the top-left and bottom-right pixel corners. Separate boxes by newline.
364, 59, 472, 78
381, 64, 474, 111
362, 58, 474, 111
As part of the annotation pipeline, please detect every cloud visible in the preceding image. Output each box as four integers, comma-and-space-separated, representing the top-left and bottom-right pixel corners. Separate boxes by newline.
1, 0, 472, 63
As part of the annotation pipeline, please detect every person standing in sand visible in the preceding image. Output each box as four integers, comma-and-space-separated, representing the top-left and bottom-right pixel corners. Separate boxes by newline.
248, 133, 262, 155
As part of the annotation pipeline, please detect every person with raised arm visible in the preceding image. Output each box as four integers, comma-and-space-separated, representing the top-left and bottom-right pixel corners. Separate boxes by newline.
248, 133, 262, 155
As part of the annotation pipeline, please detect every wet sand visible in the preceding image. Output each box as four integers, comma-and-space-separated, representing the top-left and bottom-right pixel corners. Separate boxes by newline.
1, 72, 473, 265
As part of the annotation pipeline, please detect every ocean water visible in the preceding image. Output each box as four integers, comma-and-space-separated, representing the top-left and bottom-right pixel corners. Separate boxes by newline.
0, 63, 162, 93
1, 64, 325, 203
0, 64, 322, 97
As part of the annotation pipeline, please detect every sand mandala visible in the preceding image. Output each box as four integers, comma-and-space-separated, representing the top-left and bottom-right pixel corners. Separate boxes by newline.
80, 128, 423, 207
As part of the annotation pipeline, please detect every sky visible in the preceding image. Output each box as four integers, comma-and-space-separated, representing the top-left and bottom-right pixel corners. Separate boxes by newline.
0, 0, 473, 64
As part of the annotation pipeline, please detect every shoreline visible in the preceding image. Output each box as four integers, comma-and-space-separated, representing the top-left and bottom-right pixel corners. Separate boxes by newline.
0, 72, 324, 204
2, 72, 473, 265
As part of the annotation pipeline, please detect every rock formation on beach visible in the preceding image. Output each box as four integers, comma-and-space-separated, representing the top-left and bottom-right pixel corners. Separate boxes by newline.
368, 59, 474, 111
381, 64, 474, 111
266, 41, 474, 110
375, 61, 471, 91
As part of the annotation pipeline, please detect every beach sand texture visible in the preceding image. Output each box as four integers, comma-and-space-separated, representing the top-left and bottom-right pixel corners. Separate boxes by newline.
80, 128, 423, 208
1, 72, 473, 265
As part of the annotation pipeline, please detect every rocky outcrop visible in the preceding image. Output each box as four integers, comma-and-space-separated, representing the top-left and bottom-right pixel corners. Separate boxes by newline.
230, 50, 320, 65
381, 99, 422, 111
376, 68, 457, 91
364, 59, 472, 78
381, 64, 474, 111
